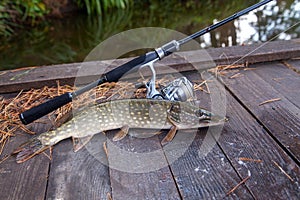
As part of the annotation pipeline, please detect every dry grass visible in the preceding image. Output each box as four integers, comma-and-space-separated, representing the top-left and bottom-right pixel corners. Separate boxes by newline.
0, 84, 73, 155
0, 78, 208, 155
208, 64, 245, 76
258, 98, 281, 106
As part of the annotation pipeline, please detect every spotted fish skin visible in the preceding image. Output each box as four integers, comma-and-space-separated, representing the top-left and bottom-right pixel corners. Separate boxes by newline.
13, 99, 225, 163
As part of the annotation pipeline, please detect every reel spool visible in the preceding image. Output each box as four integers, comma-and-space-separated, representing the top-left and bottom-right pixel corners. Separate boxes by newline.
139, 61, 195, 102
160, 77, 195, 102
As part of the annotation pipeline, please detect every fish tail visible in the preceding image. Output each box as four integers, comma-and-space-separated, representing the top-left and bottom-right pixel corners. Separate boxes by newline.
13, 138, 49, 163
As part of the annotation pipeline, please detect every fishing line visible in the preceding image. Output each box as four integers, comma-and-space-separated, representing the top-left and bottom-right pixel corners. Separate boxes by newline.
203, 20, 300, 81
229, 21, 300, 67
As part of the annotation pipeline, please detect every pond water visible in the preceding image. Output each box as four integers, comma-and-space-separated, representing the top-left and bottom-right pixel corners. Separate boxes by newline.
0, 0, 299, 70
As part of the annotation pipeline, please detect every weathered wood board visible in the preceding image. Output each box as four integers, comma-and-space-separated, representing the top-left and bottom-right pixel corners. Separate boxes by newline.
219, 62, 300, 163
106, 132, 181, 200
215, 63, 300, 199
0, 119, 51, 200
285, 59, 300, 74
217, 90, 300, 199
1, 40, 300, 200
45, 136, 111, 200
1, 39, 300, 93
166, 129, 254, 199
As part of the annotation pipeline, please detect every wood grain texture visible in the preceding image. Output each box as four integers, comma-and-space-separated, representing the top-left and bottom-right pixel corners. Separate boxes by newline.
220, 92, 300, 199
1, 40, 300, 93
206, 39, 300, 66
217, 75, 300, 199
285, 59, 300, 74
220, 62, 300, 163
0, 117, 51, 200
158, 72, 254, 199
1, 40, 300, 199
166, 129, 254, 199
106, 130, 181, 200
253, 62, 300, 107
46, 134, 111, 200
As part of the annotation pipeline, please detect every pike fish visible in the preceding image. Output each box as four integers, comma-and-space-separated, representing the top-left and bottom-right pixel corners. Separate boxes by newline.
14, 99, 225, 163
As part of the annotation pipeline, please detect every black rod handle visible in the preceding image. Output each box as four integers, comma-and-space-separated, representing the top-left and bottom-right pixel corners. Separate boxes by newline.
19, 52, 159, 125
19, 93, 72, 125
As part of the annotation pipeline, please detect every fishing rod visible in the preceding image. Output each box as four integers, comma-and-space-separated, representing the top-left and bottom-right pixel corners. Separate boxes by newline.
19, 0, 274, 125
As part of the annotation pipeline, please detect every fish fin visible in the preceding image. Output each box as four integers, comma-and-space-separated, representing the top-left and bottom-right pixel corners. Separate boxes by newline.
153, 130, 162, 135
72, 135, 94, 152
128, 128, 162, 138
13, 138, 49, 163
113, 125, 129, 141
161, 126, 178, 145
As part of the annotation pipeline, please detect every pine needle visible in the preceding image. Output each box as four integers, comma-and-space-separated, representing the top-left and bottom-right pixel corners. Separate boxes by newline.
239, 157, 262, 163
272, 160, 294, 182
259, 98, 281, 106
229, 72, 244, 79
103, 142, 108, 158
226, 176, 250, 196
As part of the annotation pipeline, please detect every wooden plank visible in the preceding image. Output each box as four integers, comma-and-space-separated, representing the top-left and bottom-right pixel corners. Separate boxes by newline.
219, 62, 300, 162
206, 39, 300, 66
253, 62, 300, 108
106, 131, 181, 200
46, 134, 111, 199
0, 63, 80, 93
155, 72, 254, 199
177, 71, 300, 198
285, 59, 300, 74
216, 91, 300, 199
0, 116, 51, 200
166, 129, 254, 199
104, 71, 253, 199
1, 39, 300, 93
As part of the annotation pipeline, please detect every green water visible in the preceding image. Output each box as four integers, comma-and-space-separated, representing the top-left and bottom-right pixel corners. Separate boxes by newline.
0, 0, 299, 70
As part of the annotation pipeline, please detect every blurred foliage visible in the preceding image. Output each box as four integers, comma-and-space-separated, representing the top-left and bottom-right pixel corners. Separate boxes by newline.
16, 0, 48, 22
0, 0, 299, 70
0, 8, 132, 70
0, 2, 14, 37
130, 0, 258, 32
0, 0, 130, 37
0, 0, 48, 37
251, 0, 300, 41
75, 0, 131, 15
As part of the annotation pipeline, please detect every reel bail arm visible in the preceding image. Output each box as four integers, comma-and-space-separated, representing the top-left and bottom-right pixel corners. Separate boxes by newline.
139, 57, 195, 102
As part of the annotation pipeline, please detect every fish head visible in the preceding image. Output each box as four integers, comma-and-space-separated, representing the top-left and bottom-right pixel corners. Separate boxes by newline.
167, 101, 226, 129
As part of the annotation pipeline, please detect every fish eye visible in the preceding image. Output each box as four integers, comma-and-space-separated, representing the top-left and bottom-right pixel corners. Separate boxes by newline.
196, 109, 211, 120
195, 110, 204, 117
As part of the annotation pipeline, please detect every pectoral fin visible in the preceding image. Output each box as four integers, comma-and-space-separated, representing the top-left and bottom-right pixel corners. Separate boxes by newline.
113, 125, 129, 141
161, 126, 178, 145
72, 135, 94, 152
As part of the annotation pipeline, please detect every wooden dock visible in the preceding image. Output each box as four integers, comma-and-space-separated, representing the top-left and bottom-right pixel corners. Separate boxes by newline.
0, 40, 300, 199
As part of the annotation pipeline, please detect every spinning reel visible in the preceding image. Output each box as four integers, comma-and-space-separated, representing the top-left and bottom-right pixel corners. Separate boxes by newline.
139, 60, 195, 102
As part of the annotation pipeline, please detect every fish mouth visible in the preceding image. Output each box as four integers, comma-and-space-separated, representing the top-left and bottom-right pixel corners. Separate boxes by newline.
197, 108, 226, 121
194, 108, 227, 128
209, 114, 227, 123
169, 111, 226, 129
